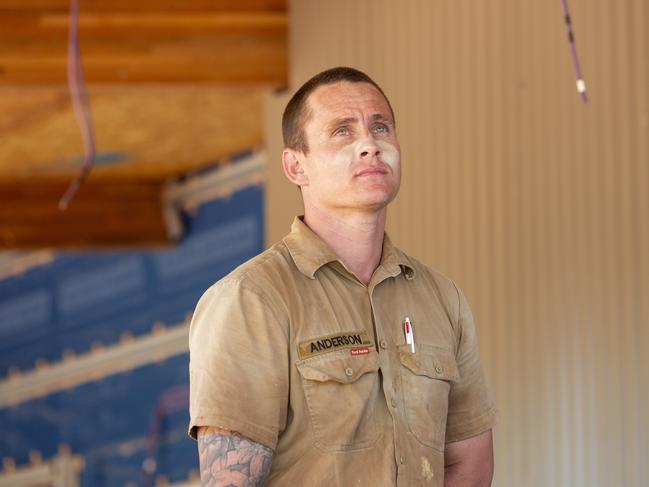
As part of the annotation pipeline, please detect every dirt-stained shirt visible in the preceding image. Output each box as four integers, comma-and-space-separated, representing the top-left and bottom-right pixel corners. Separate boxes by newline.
189, 217, 497, 486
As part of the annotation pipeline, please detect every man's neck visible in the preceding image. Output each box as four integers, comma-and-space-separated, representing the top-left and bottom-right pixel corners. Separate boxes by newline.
303, 205, 386, 285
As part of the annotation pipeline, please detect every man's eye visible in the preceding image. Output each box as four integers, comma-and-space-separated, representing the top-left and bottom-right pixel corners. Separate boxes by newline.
334, 127, 349, 136
373, 123, 389, 134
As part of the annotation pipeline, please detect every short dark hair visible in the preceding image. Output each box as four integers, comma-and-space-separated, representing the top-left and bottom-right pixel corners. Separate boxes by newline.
282, 66, 395, 153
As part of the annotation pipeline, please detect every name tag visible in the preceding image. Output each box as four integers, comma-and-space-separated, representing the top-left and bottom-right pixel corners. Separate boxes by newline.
298, 331, 373, 359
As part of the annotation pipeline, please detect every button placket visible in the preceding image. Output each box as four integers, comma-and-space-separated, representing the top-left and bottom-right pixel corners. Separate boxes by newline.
369, 280, 407, 480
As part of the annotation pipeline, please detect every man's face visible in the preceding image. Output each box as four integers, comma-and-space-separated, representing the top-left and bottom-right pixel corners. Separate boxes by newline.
297, 81, 401, 214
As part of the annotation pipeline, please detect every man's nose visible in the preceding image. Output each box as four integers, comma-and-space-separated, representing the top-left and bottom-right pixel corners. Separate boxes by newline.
358, 136, 381, 159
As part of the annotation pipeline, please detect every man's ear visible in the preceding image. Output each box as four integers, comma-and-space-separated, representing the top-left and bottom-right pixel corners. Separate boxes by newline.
282, 148, 309, 187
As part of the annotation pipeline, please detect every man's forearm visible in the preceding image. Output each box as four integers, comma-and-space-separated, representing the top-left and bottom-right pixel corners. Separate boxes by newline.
444, 429, 494, 487
197, 426, 273, 487
444, 461, 492, 487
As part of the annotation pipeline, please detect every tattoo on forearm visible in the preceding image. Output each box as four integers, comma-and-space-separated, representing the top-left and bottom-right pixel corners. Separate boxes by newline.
197, 428, 273, 487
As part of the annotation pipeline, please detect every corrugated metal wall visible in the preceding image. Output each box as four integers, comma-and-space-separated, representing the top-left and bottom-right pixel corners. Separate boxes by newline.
265, 1, 649, 485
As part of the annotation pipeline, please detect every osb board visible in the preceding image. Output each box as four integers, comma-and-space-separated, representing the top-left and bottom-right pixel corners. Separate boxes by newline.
0, 86, 264, 181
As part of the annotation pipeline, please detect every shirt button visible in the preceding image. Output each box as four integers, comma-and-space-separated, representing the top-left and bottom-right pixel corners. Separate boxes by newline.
379, 339, 388, 349
391, 397, 398, 408
345, 367, 354, 376
435, 365, 444, 375
400, 455, 406, 464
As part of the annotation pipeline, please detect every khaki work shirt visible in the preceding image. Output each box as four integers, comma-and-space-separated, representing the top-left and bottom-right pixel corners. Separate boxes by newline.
189, 217, 496, 486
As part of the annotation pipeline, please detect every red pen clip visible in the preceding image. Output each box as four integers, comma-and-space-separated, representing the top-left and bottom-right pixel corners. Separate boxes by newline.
404, 317, 415, 353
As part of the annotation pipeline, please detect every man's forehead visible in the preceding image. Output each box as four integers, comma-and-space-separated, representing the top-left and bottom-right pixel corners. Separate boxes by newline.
307, 81, 392, 119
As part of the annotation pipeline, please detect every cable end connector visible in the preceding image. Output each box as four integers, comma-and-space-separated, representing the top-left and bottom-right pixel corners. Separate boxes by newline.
576, 79, 589, 104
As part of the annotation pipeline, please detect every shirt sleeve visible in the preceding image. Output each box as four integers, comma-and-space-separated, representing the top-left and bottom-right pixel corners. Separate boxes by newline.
445, 283, 497, 444
188, 276, 289, 450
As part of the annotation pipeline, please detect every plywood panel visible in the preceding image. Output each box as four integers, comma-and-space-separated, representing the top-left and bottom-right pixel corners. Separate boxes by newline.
0, 86, 263, 181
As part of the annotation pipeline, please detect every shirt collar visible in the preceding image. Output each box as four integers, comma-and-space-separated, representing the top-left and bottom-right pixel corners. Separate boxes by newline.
283, 216, 416, 281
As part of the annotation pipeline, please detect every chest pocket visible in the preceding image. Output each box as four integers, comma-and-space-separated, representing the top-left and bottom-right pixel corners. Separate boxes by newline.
399, 344, 460, 451
296, 349, 382, 451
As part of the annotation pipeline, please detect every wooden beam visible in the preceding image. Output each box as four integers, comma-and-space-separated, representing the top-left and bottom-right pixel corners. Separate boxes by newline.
0, 179, 175, 248
0, 2, 287, 85
0, 0, 287, 12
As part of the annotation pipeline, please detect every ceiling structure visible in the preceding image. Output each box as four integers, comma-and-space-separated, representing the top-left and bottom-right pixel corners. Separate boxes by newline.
0, 0, 288, 248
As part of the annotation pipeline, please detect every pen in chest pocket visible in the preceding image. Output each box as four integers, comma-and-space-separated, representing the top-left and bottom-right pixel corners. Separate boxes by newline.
404, 317, 415, 353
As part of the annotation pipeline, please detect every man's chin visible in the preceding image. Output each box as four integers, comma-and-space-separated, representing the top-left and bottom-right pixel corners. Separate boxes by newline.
354, 191, 397, 211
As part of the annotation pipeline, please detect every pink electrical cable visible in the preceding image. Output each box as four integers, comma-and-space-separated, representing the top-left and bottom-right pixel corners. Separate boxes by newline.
59, 0, 96, 210
560, 0, 589, 104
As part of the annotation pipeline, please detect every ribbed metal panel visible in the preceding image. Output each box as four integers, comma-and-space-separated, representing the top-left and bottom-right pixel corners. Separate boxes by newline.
266, 1, 649, 485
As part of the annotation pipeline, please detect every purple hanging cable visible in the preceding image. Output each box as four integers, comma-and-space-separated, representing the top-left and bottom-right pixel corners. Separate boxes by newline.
141, 385, 189, 487
560, 0, 589, 104
59, 0, 96, 210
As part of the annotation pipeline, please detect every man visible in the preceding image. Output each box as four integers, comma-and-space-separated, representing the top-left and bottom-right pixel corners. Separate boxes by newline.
189, 67, 497, 486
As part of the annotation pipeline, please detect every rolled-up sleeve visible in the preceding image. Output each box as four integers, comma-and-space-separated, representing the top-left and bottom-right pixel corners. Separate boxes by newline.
445, 284, 497, 444
188, 277, 289, 450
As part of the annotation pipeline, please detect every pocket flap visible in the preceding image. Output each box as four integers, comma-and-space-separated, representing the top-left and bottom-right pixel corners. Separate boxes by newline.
296, 350, 379, 383
399, 345, 460, 382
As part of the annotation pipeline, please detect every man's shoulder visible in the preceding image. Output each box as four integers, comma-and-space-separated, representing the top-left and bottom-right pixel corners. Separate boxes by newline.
190, 241, 294, 339
206, 238, 296, 294
393, 246, 461, 307
393, 246, 455, 284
